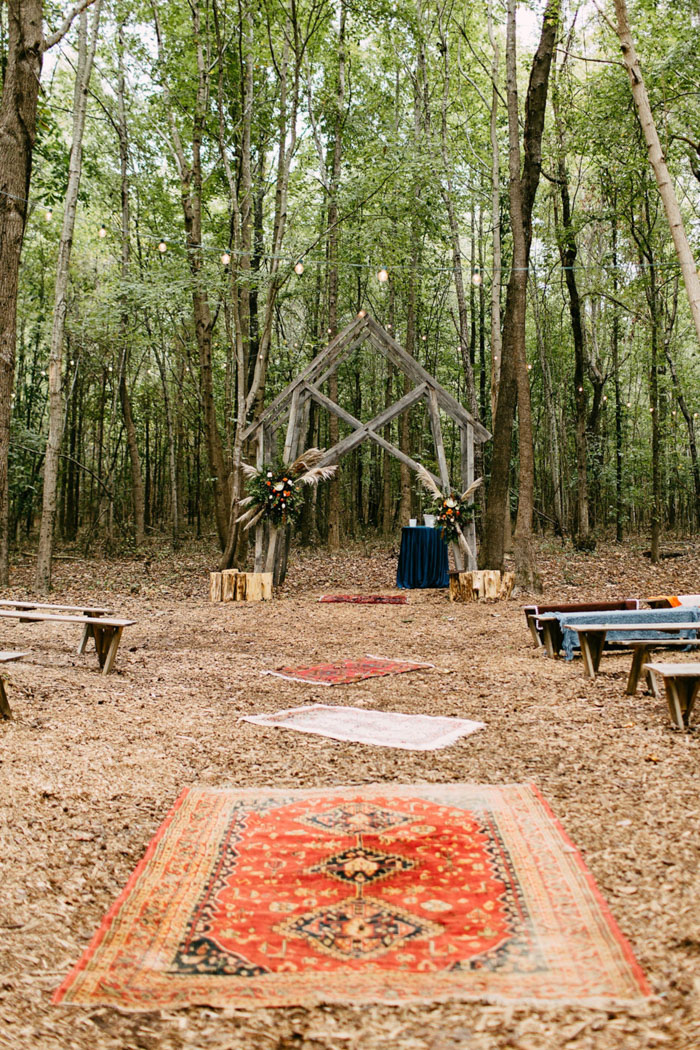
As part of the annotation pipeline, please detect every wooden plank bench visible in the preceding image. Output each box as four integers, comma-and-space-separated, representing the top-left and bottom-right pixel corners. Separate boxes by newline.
626, 639, 700, 695
0, 601, 113, 655
0, 610, 135, 674
524, 600, 639, 651
0, 651, 30, 719
561, 622, 700, 680
643, 662, 700, 730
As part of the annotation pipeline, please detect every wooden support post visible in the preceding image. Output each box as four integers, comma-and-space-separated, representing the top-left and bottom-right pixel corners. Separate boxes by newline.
209, 572, 223, 602
460, 424, 477, 571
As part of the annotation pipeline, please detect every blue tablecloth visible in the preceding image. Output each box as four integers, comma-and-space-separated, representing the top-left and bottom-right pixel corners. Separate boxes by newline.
555, 606, 700, 660
397, 526, 449, 589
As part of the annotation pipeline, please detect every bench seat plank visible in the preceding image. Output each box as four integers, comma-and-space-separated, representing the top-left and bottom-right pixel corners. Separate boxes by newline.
560, 622, 700, 679
0, 600, 112, 615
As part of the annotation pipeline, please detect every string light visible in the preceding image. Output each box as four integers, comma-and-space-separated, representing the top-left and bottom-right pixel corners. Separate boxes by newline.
357, 309, 367, 317
158, 239, 167, 253
221, 251, 231, 265
98, 224, 107, 238
294, 260, 305, 275
377, 266, 389, 283
471, 267, 482, 286
45, 208, 53, 221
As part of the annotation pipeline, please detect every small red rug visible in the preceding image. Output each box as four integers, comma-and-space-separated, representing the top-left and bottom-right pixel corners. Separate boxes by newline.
318, 594, 408, 605
54, 784, 650, 1009
262, 656, 432, 686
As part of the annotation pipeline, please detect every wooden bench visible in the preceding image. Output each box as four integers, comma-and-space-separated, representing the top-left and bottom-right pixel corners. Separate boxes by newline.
0, 600, 113, 654
524, 600, 639, 651
0, 651, 30, 719
0, 610, 135, 674
626, 639, 700, 695
561, 622, 700, 680
643, 662, 700, 729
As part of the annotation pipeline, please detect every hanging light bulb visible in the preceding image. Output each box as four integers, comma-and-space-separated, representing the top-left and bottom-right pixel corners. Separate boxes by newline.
357, 309, 367, 318
98, 224, 107, 238
377, 266, 389, 283
471, 267, 482, 286
221, 251, 231, 265
45, 208, 53, 221
158, 238, 167, 253
294, 259, 304, 275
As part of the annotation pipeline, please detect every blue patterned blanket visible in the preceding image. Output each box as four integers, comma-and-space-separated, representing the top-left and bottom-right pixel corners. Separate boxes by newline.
554, 607, 700, 660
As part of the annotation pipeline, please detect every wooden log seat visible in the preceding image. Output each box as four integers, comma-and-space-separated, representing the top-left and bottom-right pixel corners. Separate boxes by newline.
0, 610, 135, 675
210, 571, 273, 602
449, 570, 515, 602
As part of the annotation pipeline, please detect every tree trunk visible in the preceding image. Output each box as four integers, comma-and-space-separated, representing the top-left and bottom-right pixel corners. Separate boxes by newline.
0, 0, 44, 585
326, 1, 346, 552
116, 19, 145, 546
481, 0, 558, 585
35, 3, 101, 592
613, 0, 700, 349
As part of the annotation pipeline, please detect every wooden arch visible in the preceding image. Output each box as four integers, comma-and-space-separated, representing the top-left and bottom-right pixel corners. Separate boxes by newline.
241, 314, 491, 580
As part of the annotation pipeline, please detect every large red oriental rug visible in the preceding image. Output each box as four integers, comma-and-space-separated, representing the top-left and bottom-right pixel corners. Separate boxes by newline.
54, 784, 650, 1010
262, 656, 433, 686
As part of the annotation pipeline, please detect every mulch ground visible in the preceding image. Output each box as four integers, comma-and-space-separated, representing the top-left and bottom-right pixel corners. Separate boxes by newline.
1, 535, 699, 1050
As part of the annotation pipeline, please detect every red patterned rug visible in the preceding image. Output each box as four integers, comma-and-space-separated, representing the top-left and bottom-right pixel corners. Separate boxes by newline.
262, 656, 433, 686
318, 595, 408, 605
54, 784, 649, 1009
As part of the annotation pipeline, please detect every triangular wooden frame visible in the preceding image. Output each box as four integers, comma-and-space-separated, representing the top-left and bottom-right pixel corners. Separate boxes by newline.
244, 315, 491, 578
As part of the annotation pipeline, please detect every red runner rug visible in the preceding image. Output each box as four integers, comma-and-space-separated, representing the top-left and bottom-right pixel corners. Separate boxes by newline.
262, 656, 433, 686
318, 594, 408, 605
54, 784, 649, 1009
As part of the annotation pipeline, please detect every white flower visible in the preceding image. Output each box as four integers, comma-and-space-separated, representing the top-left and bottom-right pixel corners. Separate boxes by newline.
445, 497, 457, 508
273, 481, 285, 492
266, 471, 273, 478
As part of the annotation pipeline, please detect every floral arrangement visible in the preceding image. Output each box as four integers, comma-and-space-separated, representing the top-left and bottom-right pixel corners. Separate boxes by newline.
236, 449, 337, 531
415, 464, 482, 558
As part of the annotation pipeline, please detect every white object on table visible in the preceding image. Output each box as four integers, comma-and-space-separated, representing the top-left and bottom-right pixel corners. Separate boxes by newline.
423, 514, 435, 527
409, 518, 417, 527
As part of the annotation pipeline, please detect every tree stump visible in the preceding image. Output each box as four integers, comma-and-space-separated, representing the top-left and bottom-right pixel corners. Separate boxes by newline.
212, 570, 273, 602
449, 569, 515, 603
222, 569, 238, 602
209, 572, 223, 602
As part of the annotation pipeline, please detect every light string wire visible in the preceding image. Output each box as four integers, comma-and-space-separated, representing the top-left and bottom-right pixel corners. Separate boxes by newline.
3, 184, 697, 277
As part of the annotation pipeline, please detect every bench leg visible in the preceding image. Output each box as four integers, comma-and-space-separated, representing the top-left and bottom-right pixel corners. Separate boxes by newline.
541, 621, 558, 658
626, 646, 650, 695
0, 678, 12, 720
686, 682, 700, 727
527, 615, 542, 648
78, 622, 93, 654
91, 625, 114, 671
95, 626, 123, 675
665, 679, 688, 730
579, 632, 607, 679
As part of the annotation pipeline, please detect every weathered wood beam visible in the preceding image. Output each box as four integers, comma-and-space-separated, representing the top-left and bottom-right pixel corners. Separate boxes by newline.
241, 314, 368, 440
304, 377, 428, 443
312, 331, 371, 388
364, 316, 491, 442
427, 388, 451, 489
460, 424, 477, 570
365, 430, 441, 486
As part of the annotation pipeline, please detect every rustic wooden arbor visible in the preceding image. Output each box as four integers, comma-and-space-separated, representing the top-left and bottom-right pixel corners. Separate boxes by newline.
241, 314, 490, 581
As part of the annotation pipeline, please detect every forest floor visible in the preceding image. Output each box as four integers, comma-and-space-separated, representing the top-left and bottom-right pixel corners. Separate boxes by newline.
1, 534, 700, 1050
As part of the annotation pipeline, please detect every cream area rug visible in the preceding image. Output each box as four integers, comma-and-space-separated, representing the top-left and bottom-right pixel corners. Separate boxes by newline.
241, 704, 485, 750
